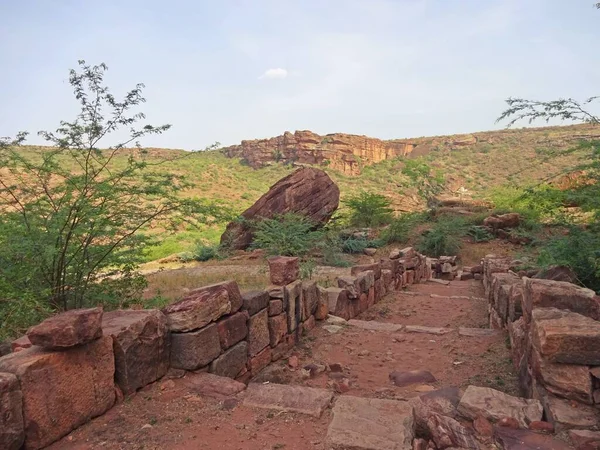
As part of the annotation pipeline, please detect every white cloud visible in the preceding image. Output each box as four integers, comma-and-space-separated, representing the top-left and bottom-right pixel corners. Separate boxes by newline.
259, 68, 288, 79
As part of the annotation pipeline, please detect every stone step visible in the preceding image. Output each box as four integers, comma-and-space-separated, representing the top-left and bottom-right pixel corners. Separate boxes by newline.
342, 319, 501, 337
326, 395, 415, 450
243, 383, 333, 418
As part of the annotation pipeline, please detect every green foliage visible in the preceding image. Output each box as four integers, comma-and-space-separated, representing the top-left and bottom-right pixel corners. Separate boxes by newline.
467, 225, 494, 242
401, 160, 445, 201
0, 61, 228, 337
416, 217, 468, 257
537, 226, 600, 293
382, 212, 426, 244
345, 191, 394, 228
251, 213, 322, 257
193, 243, 220, 261
300, 258, 317, 280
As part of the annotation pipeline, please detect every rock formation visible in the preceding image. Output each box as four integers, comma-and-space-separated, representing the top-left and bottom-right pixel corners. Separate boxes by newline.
221, 130, 415, 175
220, 167, 340, 250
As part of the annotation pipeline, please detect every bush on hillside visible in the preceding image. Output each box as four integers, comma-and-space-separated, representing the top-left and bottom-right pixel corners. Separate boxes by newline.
251, 213, 322, 257
416, 217, 468, 257
345, 191, 394, 228
382, 212, 426, 244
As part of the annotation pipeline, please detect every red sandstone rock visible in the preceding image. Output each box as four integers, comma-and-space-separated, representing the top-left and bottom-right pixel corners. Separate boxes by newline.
493, 427, 571, 450
170, 324, 221, 370
425, 413, 480, 449
242, 290, 270, 315
528, 421, 554, 433
0, 337, 115, 450
498, 417, 520, 429
301, 281, 318, 320
0, 372, 24, 450
483, 212, 521, 230
267, 256, 300, 286
268, 299, 283, 316
248, 309, 270, 356
473, 415, 494, 437
182, 372, 246, 399
220, 167, 340, 250
102, 309, 170, 395
285, 281, 302, 332
210, 341, 248, 378
27, 307, 102, 349
216, 312, 248, 350
351, 263, 382, 279
11, 335, 32, 352
268, 313, 288, 348
315, 286, 329, 320
568, 429, 600, 449
162, 281, 241, 332
248, 347, 272, 375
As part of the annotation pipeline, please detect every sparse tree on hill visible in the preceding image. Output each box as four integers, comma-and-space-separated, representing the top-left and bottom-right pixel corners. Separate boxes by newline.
0, 61, 226, 335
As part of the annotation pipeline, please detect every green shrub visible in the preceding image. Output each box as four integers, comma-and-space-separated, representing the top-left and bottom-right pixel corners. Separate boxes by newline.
416, 217, 468, 257
467, 225, 494, 242
193, 243, 219, 261
345, 191, 394, 228
537, 226, 600, 293
300, 259, 317, 280
251, 213, 322, 257
382, 212, 426, 244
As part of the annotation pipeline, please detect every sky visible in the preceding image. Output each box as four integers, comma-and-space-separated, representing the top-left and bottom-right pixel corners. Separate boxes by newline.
1, 0, 599, 150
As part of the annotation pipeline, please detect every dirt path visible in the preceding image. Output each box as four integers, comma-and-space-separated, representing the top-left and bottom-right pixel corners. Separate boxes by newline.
49, 279, 518, 450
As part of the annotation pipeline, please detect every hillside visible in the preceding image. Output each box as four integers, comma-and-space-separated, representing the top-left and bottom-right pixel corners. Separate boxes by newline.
11, 123, 600, 260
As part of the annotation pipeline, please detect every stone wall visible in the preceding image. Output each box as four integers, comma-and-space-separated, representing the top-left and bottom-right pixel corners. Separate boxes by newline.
482, 255, 600, 433
0, 248, 429, 449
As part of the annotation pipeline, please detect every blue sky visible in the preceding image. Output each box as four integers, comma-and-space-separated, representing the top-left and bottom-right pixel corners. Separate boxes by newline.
1, 0, 598, 149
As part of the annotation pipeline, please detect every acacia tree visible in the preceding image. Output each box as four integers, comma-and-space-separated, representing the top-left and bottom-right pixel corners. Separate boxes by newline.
0, 61, 225, 318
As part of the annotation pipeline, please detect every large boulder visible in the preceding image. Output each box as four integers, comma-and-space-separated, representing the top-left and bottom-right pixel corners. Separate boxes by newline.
101, 309, 170, 395
0, 337, 115, 450
0, 373, 24, 450
220, 167, 340, 250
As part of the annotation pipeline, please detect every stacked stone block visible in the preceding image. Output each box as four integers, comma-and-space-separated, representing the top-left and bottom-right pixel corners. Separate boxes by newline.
482, 255, 600, 433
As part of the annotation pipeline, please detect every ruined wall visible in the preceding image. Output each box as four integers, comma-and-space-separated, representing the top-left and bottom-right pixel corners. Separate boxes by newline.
482, 255, 600, 433
222, 130, 415, 175
0, 248, 429, 449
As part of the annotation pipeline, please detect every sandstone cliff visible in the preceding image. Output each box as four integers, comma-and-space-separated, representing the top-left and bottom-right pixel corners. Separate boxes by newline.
221, 130, 416, 175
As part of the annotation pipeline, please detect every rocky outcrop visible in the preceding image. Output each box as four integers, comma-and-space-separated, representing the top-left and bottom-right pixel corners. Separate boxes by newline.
222, 130, 415, 175
220, 167, 340, 250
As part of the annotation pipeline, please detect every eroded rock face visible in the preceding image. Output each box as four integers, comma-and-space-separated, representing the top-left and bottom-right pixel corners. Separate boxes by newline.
27, 307, 103, 349
220, 168, 340, 250
0, 337, 115, 450
0, 372, 24, 450
222, 130, 415, 176
102, 309, 170, 395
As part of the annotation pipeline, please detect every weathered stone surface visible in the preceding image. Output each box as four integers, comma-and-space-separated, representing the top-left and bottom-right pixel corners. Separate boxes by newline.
568, 430, 600, 449
327, 395, 414, 449
27, 307, 102, 349
11, 335, 32, 352
268, 299, 283, 316
508, 283, 524, 323
327, 287, 353, 320
523, 278, 599, 322
210, 341, 248, 379
458, 327, 499, 337
531, 307, 600, 365
285, 280, 302, 331
248, 347, 272, 375
483, 212, 521, 230
541, 394, 600, 432
491, 273, 521, 324
337, 276, 360, 299
529, 347, 593, 404
425, 413, 481, 449
348, 319, 404, 333
271, 334, 295, 361
390, 370, 437, 387
0, 372, 24, 450
493, 427, 572, 450
268, 313, 288, 347
216, 312, 248, 350
351, 263, 382, 280
268, 256, 300, 286
301, 281, 318, 320
458, 386, 543, 428
374, 277, 384, 302
162, 281, 242, 332
0, 341, 11, 356
315, 286, 330, 320
220, 167, 340, 249
0, 337, 115, 450
405, 325, 452, 335
508, 317, 528, 371
242, 290, 270, 316
267, 285, 285, 299
244, 383, 333, 418
181, 372, 246, 399
170, 324, 221, 370
248, 309, 270, 356
222, 130, 415, 176
102, 309, 170, 395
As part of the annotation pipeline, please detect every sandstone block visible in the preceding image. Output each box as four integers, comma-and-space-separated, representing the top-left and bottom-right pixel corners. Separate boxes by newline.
406, 269, 415, 285
102, 309, 170, 395
216, 312, 248, 350
568, 430, 600, 449
508, 317, 527, 371
457, 385, 543, 428
210, 341, 248, 378
315, 286, 329, 320
11, 335, 32, 352
327, 395, 414, 449
327, 287, 353, 320
248, 309, 270, 356
541, 393, 600, 432
248, 346, 272, 375
162, 281, 242, 332
242, 290, 270, 316
0, 337, 115, 450
268, 313, 288, 348
27, 307, 102, 349
285, 280, 302, 331
303, 315, 316, 332
301, 281, 318, 320
271, 334, 295, 361
0, 372, 24, 450
268, 299, 283, 316
268, 256, 299, 285
374, 278, 384, 302
523, 278, 599, 322
170, 324, 221, 370
181, 372, 246, 399
351, 263, 382, 279
508, 283, 524, 323
337, 276, 359, 299
244, 383, 333, 418
493, 427, 572, 450
531, 307, 600, 365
